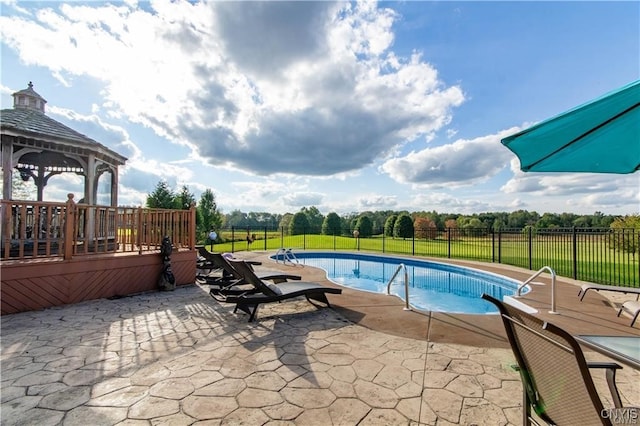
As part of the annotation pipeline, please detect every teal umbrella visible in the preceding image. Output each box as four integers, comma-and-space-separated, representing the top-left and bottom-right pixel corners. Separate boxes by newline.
501, 80, 640, 174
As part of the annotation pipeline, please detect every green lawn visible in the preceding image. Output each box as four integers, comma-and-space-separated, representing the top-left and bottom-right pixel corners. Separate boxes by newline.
206, 233, 638, 287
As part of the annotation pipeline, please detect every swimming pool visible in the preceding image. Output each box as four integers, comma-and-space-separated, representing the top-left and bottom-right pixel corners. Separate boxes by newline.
272, 251, 526, 314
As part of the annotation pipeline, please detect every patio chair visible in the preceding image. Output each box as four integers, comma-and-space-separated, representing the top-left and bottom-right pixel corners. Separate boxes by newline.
578, 283, 640, 302
482, 293, 623, 425
212, 259, 342, 322
196, 247, 301, 289
617, 300, 640, 327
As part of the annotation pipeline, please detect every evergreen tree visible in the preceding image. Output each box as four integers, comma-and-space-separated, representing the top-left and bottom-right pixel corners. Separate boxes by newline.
322, 212, 342, 235
393, 214, 414, 239
289, 212, 309, 235
198, 189, 223, 241
384, 215, 397, 236
176, 185, 196, 210
355, 215, 373, 237
146, 180, 177, 208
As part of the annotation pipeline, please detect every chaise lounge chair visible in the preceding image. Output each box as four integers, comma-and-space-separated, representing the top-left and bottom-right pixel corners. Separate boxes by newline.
211, 259, 342, 322
577, 283, 640, 302
617, 300, 640, 327
482, 293, 623, 425
196, 247, 301, 290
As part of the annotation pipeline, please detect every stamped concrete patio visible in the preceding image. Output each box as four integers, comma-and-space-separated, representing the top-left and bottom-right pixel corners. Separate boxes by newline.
1, 252, 639, 425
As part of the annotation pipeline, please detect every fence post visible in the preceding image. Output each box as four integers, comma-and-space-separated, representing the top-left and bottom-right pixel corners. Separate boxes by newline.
528, 226, 533, 270
63, 193, 77, 260
491, 230, 495, 263
263, 227, 267, 251
447, 228, 451, 258
278, 226, 282, 249
231, 226, 235, 253
498, 229, 502, 264
412, 232, 415, 256
189, 203, 196, 249
572, 226, 578, 280
136, 207, 143, 254
382, 232, 385, 253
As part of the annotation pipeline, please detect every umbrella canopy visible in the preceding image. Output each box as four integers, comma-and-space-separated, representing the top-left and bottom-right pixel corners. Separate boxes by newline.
501, 80, 640, 174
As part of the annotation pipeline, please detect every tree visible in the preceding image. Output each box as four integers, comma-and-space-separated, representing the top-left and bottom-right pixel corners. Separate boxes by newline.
355, 215, 373, 237
289, 212, 309, 235
146, 180, 177, 208
176, 185, 196, 210
278, 213, 293, 235
414, 217, 437, 239
445, 218, 457, 229
393, 214, 414, 239
322, 212, 342, 235
198, 189, 223, 241
610, 215, 640, 255
384, 215, 397, 237
301, 206, 324, 234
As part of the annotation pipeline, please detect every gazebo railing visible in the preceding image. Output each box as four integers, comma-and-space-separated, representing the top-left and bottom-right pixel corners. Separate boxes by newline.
1, 194, 196, 261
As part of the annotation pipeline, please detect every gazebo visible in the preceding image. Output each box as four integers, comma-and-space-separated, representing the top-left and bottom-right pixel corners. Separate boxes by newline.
1, 82, 127, 204
1, 83, 196, 316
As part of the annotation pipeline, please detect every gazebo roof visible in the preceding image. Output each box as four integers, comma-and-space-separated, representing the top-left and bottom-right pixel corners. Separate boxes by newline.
1, 108, 127, 166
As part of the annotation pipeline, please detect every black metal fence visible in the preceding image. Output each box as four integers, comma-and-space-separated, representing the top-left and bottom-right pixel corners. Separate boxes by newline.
215, 226, 639, 287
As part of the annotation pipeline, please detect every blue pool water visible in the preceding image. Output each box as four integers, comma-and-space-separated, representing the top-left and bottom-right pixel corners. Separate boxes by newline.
273, 252, 524, 314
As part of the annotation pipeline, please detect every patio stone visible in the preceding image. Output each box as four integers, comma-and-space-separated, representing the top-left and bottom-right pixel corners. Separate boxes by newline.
359, 408, 409, 425
64, 406, 128, 425
445, 374, 483, 397
396, 396, 438, 424
88, 385, 148, 407
280, 387, 337, 409
262, 401, 304, 420
182, 395, 238, 420
38, 385, 91, 410
236, 387, 283, 407
3, 407, 64, 426
328, 398, 371, 424
352, 380, 399, 408
128, 396, 180, 419
149, 378, 195, 399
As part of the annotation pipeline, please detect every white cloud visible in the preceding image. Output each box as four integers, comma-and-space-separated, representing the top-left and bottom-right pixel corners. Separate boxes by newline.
381, 128, 519, 187
357, 194, 397, 209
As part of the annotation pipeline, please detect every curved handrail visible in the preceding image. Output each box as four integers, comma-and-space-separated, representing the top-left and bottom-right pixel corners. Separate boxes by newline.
515, 266, 557, 314
386, 263, 411, 311
275, 248, 299, 265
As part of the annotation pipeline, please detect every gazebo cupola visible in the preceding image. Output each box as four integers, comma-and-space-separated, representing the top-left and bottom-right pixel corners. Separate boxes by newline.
13, 81, 47, 113
1, 82, 127, 205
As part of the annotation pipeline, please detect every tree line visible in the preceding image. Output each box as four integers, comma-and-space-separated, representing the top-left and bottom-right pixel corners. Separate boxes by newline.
145, 180, 639, 243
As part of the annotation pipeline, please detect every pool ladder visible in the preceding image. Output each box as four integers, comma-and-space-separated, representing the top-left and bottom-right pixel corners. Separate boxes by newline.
386, 263, 412, 311
275, 248, 299, 265
514, 265, 557, 314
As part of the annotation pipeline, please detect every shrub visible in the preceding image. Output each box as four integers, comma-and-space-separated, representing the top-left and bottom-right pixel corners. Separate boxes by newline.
355, 215, 373, 237
322, 212, 342, 235
394, 214, 414, 239
414, 217, 437, 239
384, 215, 397, 236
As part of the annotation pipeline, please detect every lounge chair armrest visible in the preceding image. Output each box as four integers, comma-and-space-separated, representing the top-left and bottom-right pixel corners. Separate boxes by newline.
587, 361, 623, 408
586, 361, 622, 370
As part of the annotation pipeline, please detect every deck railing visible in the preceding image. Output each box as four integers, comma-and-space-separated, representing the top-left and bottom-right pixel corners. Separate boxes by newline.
1, 194, 196, 260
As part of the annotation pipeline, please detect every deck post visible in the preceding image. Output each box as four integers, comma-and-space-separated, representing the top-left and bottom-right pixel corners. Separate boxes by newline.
64, 194, 77, 260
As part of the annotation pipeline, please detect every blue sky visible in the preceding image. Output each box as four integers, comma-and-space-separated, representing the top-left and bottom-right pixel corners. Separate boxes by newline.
1, 1, 639, 216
